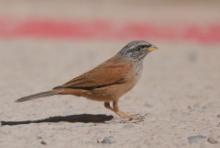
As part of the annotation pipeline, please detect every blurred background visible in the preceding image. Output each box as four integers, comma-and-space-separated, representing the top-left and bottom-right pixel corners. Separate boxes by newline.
0, 0, 219, 94
0, 1, 220, 148
0, 0, 220, 43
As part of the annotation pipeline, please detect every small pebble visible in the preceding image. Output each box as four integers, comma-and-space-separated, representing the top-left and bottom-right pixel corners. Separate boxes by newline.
187, 135, 206, 144
37, 136, 47, 145
98, 136, 115, 144
207, 137, 218, 144
40, 140, 47, 145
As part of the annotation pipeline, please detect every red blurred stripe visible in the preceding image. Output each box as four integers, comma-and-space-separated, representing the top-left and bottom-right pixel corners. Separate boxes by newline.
0, 18, 220, 44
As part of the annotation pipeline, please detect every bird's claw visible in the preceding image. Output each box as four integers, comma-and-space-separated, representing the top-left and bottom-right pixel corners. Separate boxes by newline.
109, 113, 147, 124
120, 113, 146, 123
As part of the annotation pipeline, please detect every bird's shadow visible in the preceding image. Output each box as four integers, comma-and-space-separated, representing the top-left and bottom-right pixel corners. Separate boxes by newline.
1, 114, 114, 126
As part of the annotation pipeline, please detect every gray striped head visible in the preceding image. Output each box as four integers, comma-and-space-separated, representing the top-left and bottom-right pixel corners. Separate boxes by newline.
118, 40, 157, 61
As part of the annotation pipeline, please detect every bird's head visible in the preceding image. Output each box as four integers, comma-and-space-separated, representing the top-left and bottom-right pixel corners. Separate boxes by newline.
118, 40, 158, 61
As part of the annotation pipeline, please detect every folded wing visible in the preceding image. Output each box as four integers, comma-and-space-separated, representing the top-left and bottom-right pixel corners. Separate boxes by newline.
54, 57, 132, 90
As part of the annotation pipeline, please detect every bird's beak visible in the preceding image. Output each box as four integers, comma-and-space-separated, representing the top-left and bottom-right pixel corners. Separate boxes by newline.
147, 46, 158, 52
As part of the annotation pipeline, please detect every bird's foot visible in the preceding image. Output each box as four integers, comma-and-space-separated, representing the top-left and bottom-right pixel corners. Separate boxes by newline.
116, 112, 147, 123
122, 113, 146, 123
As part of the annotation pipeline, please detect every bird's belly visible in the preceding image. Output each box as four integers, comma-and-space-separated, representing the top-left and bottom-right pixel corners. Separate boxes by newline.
85, 82, 135, 102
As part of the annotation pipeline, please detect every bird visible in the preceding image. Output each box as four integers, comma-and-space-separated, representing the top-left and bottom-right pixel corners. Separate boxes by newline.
16, 40, 157, 120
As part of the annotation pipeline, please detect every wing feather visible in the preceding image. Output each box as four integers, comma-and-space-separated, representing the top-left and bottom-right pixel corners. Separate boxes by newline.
54, 57, 132, 90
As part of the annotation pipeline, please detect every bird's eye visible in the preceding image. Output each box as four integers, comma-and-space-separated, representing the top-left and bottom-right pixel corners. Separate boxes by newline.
136, 45, 146, 51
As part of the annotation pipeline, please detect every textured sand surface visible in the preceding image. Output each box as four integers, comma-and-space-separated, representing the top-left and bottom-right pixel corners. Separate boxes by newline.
0, 1, 220, 148
0, 40, 220, 148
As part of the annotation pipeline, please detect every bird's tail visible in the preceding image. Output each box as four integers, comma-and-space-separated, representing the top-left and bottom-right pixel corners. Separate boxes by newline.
16, 90, 57, 103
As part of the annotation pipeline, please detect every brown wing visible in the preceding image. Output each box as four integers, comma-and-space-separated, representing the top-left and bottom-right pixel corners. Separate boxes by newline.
54, 56, 133, 90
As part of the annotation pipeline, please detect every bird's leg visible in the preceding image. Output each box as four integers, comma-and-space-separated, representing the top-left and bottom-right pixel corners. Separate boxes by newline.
112, 100, 146, 122
104, 101, 145, 122
104, 102, 113, 110
104, 101, 129, 118
112, 100, 132, 119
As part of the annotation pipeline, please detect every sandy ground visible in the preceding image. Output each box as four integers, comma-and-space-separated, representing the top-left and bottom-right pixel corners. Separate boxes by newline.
0, 1, 220, 148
